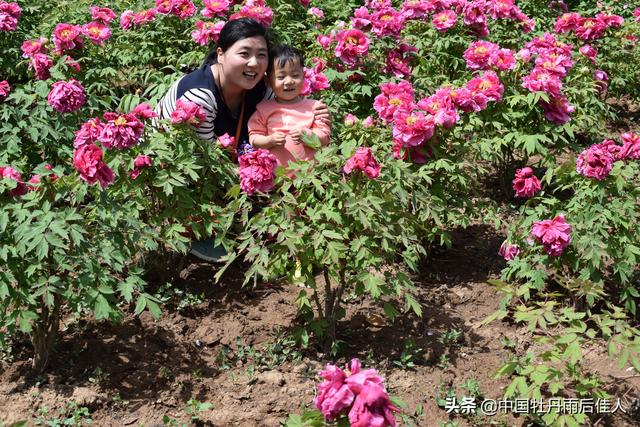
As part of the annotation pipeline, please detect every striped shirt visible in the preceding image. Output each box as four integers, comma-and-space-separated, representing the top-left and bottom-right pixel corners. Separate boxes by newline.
155, 62, 271, 152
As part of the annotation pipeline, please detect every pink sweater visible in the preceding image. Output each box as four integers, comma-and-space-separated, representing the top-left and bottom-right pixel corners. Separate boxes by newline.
248, 98, 330, 167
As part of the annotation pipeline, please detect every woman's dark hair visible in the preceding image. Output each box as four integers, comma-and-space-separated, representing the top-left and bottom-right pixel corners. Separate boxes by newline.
203, 18, 271, 66
267, 44, 305, 74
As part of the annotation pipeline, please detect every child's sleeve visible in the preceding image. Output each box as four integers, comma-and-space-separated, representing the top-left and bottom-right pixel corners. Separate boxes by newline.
310, 101, 331, 146
248, 106, 268, 146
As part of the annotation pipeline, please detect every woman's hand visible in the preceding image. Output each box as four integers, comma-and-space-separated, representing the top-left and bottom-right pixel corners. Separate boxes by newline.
312, 101, 332, 128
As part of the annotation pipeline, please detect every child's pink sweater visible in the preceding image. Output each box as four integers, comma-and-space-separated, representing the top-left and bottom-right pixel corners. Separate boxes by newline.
248, 98, 330, 167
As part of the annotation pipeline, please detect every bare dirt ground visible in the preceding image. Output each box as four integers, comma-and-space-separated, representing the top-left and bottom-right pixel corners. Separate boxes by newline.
1, 225, 638, 427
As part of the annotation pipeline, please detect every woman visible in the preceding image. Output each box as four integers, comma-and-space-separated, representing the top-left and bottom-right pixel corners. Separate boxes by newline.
156, 18, 331, 261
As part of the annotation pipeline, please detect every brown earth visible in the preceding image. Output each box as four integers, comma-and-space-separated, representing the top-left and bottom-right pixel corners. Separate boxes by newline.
0, 225, 638, 427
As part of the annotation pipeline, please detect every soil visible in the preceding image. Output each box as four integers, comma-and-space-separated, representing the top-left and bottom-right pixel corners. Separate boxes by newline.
1, 225, 638, 427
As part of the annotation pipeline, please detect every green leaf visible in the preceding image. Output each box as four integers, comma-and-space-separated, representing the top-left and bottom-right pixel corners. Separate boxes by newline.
94, 295, 111, 320
134, 295, 147, 316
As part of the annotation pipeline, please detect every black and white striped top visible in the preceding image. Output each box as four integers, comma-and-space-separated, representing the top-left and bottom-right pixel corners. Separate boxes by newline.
155, 62, 270, 149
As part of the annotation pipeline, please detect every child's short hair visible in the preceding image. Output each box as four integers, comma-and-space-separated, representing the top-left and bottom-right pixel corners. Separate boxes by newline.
268, 44, 305, 74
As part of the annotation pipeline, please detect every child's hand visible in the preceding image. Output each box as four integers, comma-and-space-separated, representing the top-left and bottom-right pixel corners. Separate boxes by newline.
270, 132, 286, 147
289, 128, 309, 145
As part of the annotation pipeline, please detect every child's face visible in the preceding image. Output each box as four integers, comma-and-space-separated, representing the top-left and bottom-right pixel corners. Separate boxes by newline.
269, 58, 304, 103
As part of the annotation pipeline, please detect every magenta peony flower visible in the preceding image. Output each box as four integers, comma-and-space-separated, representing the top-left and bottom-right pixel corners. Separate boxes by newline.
489, 48, 516, 71
131, 103, 158, 120
620, 132, 640, 160
373, 80, 414, 123
131, 155, 153, 179
72, 144, 116, 188
0, 80, 9, 99
238, 149, 278, 195
230, 0, 274, 27
334, 29, 370, 67
120, 10, 135, 29
155, 0, 174, 14
314, 363, 355, 421
217, 133, 235, 148
82, 21, 112, 46
634, 8, 640, 23
133, 9, 157, 26
574, 17, 606, 40
512, 167, 541, 198
30, 53, 53, 80
308, 7, 324, 20
522, 69, 562, 97
392, 110, 435, 147
540, 96, 574, 125
450, 86, 488, 113
301, 59, 330, 96
317, 33, 333, 49
554, 12, 582, 33
576, 144, 614, 180
348, 383, 399, 427
172, 0, 197, 19
74, 117, 104, 148
52, 23, 83, 54
370, 7, 405, 37
0, 1, 20, 32
467, 71, 504, 102
343, 147, 382, 179
383, 43, 417, 79
192, 20, 225, 45
202, 0, 231, 18
594, 69, 608, 92
21, 37, 47, 58
48, 79, 85, 113
531, 214, 571, 256
400, 0, 432, 20
464, 40, 500, 70
90, 6, 117, 23
579, 45, 597, 63
171, 99, 207, 126
432, 10, 457, 31
499, 241, 521, 261
351, 6, 371, 29
98, 112, 144, 150
417, 88, 459, 129
0, 165, 27, 196
393, 140, 431, 164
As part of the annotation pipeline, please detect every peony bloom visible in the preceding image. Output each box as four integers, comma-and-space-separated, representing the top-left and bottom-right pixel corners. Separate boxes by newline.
343, 147, 382, 179
0, 80, 9, 99
73, 144, 116, 188
363, 116, 375, 128
30, 53, 53, 80
229, 0, 274, 27
351, 6, 371, 29
373, 80, 414, 123
133, 9, 158, 26
383, 43, 417, 79
131, 155, 153, 179
172, 0, 197, 19
82, 21, 112, 46
576, 144, 614, 180
21, 37, 47, 58
156, 0, 174, 14
52, 23, 83, 54
334, 29, 370, 67
467, 71, 504, 102
432, 10, 457, 31
98, 112, 144, 150
392, 110, 435, 147
522, 69, 562, 97
579, 45, 597, 63
217, 133, 235, 148
540, 96, 574, 125
634, 8, 640, 23
90, 6, 117, 23
400, 0, 433, 20
64, 55, 81, 73
512, 167, 541, 198
554, 12, 581, 33
574, 18, 606, 40
308, 7, 324, 20
344, 113, 357, 126
463, 40, 500, 71
370, 7, 405, 37
314, 363, 355, 421
120, 10, 135, 30
48, 79, 86, 113
131, 103, 158, 120
0, 1, 20, 32
489, 48, 516, 71
238, 148, 277, 195
171, 99, 207, 126
620, 132, 640, 160
499, 241, 520, 261
594, 69, 608, 92
191, 20, 225, 45
531, 214, 571, 256
534, 54, 572, 78
393, 140, 431, 164
417, 88, 459, 129
348, 383, 399, 427
0, 165, 27, 196
202, 0, 231, 18
317, 33, 333, 49
301, 59, 330, 96
74, 117, 104, 148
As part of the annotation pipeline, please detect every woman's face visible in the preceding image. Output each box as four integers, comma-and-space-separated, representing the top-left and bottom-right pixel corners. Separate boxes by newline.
217, 36, 269, 91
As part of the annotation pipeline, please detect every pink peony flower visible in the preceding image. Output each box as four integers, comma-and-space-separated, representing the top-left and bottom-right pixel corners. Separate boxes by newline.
392, 110, 435, 147
464, 40, 500, 71
30, 53, 53, 80
512, 167, 541, 198
334, 29, 370, 67
467, 71, 504, 102
540, 96, 574, 125
417, 88, 459, 129
172, 0, 197, 19
171, 99, 207, 126
98, 112, 144, 150
574, 18, 606, 40
554, 12, 581, 33
155, 0, 175, 14
301, 59, 330, 96
0, 80, 9, 99
343, 147, 382, 179
21, 37, 47, 58
370, 7, 405, 37
393, 140, 431, 164
64, 55, 81, 73
400, 0, 433, 20
48, 79, 86, 113
317, 33, 333, 49
229, 0, 274, 27
432, 10, 457, 31
133, 9, 157, 26
314, 363, 355, 421
344, 113, 357, 126
238, 148, 278, 195
351, 6, 371, 29
489, 48, 516, 71
120, 10, 135, 29
363, 116, 375, 128
384, 43, 417, 79
0, 1, 20, 31
486, 0, 516, 19
82, 21, 112, 46
499, 241, 520, 261
348, 383, 399, 427
74, 117, 104, 148
634, 8, 640, 23
90, 6, 117, 23
450, 86, 488, 113
191, 20, 225, 45
73, 144, 116, 188
217, 133, 235, 148
531, 214, 571, 256
0, 165, 27, 196
373, 80, 414, 124
534, 54, 572, 78
620, 132, 640, 160
308, 7, 324, 20
52, 23, 83, 54
576, 143, 614, 180
579, 45, 597, 63
202, 0, 231, 18
521, 69, 563, 97
594, 69, 608, 92
131, 103, 158, 120
131, 155, 153, 179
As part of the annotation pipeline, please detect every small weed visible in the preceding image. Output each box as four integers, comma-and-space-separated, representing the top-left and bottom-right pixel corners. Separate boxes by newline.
34, 402, 92, 426
88, 367, 107, 384
393, 339, 422, 370
438, 329, 463, 348
460, 379, 483, 399
438, 353, 450, 369
159, 366, 173, 380
190, 368, 203, 380
185, 399, 212, 422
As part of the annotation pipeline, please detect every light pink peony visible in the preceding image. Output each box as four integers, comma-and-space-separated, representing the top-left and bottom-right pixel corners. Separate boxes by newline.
0, 166, 27, 196
620, 132, 640, 160
191, 20, 225, 45
74, 117, 104, 149
72, 144, 116, 188
131, 155, 153, 179
334, 29, 370, 67
131, 103, 158, 120
432, 10, 457, 31
229, 0, 274, 27
464, 40, 500, 71
348, 383, 398, 427
0, 80, 9, 99
343, 147, 382, 179
238, 149, 278, 195
531, 214, 571, 256
82, 21, 112, 46
498, 241, 520, 261
90, 6, 117, 23
48, 79, 86, 113
98, 113, 144, 150
308, 7, 324, 20
576, 144, 614, 180
202, 0, 231, 18
217, 133, 235, 148
171, 99, 207, 126
512, 167, 541, 198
